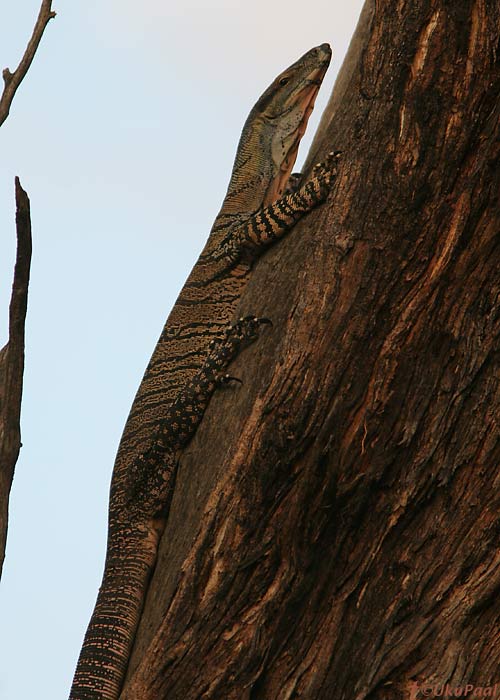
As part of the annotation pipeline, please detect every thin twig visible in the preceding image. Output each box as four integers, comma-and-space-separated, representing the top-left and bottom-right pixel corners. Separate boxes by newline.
0, 0, 56, 127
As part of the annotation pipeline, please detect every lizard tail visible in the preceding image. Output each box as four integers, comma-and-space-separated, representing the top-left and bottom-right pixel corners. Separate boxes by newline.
69, 524, 159, 700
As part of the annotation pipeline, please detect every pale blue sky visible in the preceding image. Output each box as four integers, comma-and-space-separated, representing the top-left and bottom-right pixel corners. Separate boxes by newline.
0, 2, 363, 698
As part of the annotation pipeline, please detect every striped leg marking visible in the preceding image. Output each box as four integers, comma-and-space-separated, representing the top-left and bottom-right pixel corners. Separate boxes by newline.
232, 151, 341, 258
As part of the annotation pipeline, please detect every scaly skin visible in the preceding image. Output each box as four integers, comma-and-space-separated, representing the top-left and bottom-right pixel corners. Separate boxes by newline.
70, 43, 338, 700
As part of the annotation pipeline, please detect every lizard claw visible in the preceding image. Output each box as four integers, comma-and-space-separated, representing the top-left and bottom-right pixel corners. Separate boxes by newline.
313, 150, 340, 176
326, 150, 342, 167
307, 149, 342, 199
216, 373, 243, 386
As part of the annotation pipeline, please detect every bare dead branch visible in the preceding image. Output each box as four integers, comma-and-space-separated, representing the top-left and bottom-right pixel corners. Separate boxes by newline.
0, 177, 32, 578
0, 0, 56, 127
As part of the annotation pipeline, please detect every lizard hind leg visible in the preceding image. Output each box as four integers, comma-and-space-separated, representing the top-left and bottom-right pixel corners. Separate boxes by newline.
123, 315, 272, 521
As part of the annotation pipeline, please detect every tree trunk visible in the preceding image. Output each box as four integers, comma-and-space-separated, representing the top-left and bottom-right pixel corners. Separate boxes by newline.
0, 178, 32, 577
120, 0, 500, 697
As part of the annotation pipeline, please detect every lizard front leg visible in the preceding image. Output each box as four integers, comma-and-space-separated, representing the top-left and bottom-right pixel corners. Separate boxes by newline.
69, 316, 271, 700
228, 151, 340, 261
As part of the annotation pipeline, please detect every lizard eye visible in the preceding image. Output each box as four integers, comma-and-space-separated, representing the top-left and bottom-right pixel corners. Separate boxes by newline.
279, 77, 290, 86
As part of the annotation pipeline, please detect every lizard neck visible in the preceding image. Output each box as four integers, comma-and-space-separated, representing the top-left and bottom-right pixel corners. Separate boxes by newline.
219, 113, 275, 217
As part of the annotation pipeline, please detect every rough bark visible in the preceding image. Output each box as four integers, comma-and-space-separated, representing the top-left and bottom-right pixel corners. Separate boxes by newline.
121, 0, 499, 697
0, 178, 32, 577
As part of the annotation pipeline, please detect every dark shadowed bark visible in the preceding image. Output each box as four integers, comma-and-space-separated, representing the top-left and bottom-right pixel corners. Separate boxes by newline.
120, 0, 499, 698
0, 179, 32, 577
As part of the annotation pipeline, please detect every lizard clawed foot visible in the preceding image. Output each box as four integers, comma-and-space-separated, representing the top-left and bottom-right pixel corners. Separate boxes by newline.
326, 150, 342, 171
233, 315, 273, 344
205, 315, 272, 382
214, 316, 272, 386
307, 149, 341, 201
216, 373, 243, 386
312, 150, 341, 176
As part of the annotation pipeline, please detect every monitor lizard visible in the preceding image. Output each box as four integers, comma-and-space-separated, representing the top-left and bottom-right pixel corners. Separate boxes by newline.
69, 42, 339, 700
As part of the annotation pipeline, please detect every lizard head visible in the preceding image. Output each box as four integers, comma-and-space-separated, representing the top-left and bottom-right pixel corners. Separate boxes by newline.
222, 44, 332, 216
255, 43, 332, 206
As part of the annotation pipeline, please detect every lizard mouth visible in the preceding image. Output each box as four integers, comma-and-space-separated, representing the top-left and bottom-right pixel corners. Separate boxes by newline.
264, 64, 328, 207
